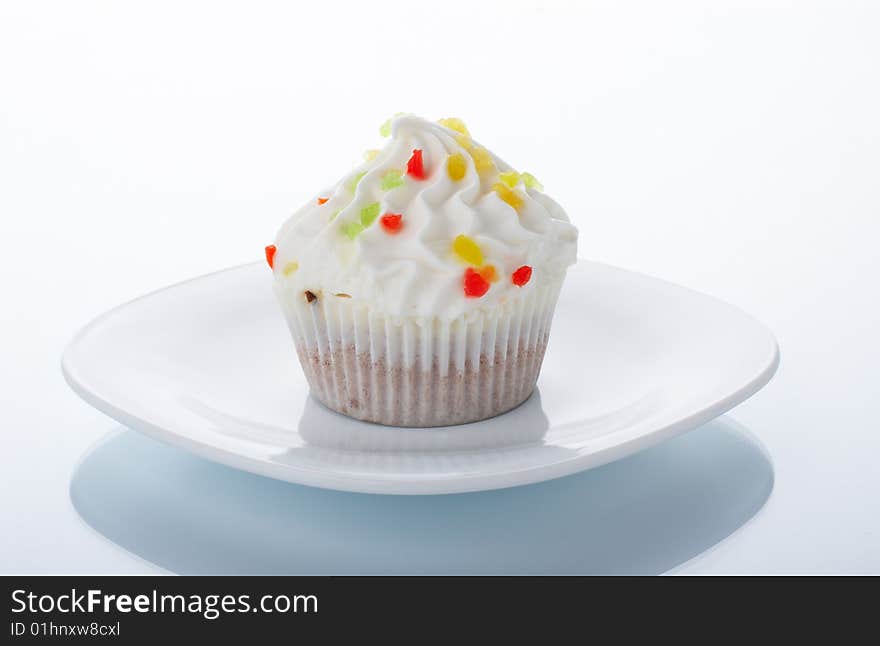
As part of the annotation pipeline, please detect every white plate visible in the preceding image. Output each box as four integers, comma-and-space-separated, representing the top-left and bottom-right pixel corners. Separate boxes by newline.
62, 261, 779, 495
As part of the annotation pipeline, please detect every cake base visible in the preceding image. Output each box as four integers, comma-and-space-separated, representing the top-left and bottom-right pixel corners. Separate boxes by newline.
296, 341, 548, 427
277, 274, 565, 428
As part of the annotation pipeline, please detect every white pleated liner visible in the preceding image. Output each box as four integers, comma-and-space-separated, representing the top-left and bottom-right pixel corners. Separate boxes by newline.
276, 279, 564, 427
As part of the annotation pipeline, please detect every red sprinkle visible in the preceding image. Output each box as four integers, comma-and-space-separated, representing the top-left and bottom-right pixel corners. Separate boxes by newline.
380, 213, 404, 234
463, 267, 490, 297
512, 265, 532, 286
317, 197, 329, 205
265, 245, 276, 269
406, 149, 425, 180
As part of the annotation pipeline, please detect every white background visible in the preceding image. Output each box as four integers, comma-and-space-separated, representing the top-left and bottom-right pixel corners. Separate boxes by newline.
1, 0, 878, 573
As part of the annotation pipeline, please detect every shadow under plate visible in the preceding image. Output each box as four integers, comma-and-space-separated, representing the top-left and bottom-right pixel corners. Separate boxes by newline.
69, 417, 773, 575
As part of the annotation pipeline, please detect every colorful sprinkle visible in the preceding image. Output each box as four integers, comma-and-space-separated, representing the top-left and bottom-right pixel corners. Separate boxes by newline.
341, 221, 365, 239
348, 170, 367, 192
452, 234, 483, 266
454, 135, 494, 174
264, 245, 276, 269
455, 134, 473, 149
304, 290, 318, 303
380, 169, 405, 191
438, 117, 470, 138
379, 112, 405, 137
406, 149, 425, 180
282, 261, 299, 276
363, 149, 380, 161
317, 197, 329, 205
493, 182, 524, 211
469, 145, 495, 173
446, 153, 467, 181
478, 264, 499, 283
512, 265, 532, 286
463, 267, 490, 298
360, 202, 381, 227
380, 212, 404, 234
498, 171, 520, 188
521, 172, 543, 191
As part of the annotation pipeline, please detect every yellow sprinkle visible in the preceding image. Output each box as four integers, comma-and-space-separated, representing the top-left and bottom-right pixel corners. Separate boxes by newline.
282, 261, 299, 276
493, 182, 524, 211
446, 153, 467, 181
363, 149, 380, 161
452, 134, 494, 173
498, 171, 520, 188
438, 117, 470, 138
452, 234, 483, 266
455, 134, 474, 150
470, 146, 494, 173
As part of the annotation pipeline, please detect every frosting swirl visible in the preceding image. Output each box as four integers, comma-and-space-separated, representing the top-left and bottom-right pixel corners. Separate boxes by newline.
271, 115, 578, 320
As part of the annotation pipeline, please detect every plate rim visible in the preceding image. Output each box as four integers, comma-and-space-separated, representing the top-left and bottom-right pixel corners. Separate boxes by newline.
61, 260, 780, 495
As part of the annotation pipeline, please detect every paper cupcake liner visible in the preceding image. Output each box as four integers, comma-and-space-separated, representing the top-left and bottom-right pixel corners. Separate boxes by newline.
275, 279, 564, 427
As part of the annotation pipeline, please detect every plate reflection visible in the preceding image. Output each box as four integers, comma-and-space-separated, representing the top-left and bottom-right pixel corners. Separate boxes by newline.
70, 417, 773, 574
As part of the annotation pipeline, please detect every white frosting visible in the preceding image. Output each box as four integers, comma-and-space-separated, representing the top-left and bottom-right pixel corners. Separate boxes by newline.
272, 115, 578, 320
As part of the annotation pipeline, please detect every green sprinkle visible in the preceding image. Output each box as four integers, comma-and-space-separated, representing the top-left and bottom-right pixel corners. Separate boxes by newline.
348, 170, 367, 192
341, 221, 365, 239
379, 112, 405, 137
380, 169, 404, 191
360, 202, 381, 227
521, 172, 543, 191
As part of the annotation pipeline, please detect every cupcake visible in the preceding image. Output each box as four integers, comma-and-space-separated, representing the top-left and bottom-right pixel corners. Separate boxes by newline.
267, 115, 578, 427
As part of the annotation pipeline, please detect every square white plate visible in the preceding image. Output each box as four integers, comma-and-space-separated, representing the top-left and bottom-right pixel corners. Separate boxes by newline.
62, 261, 778, 494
